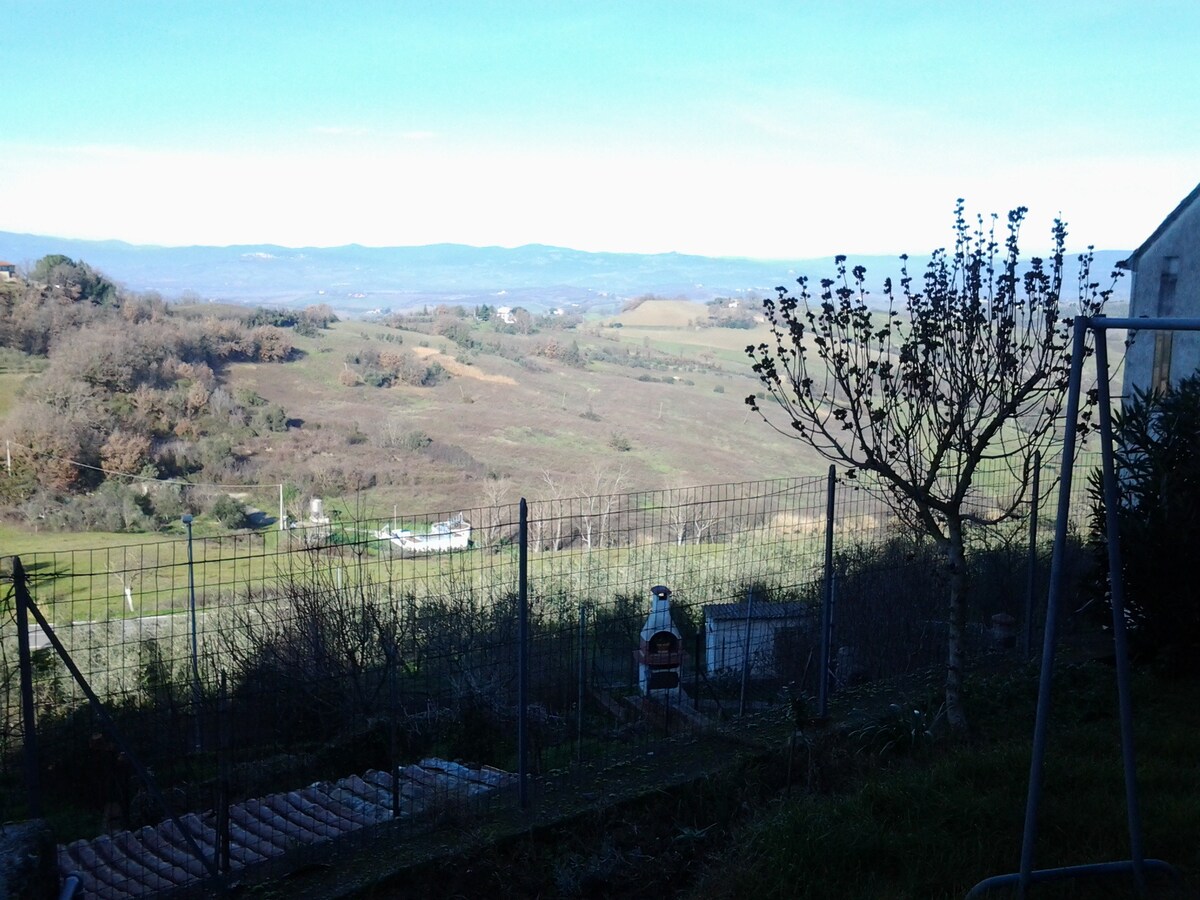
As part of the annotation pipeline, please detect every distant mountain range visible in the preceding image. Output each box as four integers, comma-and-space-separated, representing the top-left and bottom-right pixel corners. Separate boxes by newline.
0, 230, 1131, 317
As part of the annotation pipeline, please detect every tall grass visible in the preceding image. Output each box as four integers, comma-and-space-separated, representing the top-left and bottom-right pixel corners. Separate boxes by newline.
691, 663, 1200, 899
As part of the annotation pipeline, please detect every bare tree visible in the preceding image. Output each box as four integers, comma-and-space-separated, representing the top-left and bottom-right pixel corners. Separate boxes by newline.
529, 470, 568, 552
481, 478, 512, 548
575, 463, 628, 550
108, 556, 142, 613
690, 493, 720, 545
512, 307, 534, 335
746, 202, 1114, 730
666, 488, 691, 546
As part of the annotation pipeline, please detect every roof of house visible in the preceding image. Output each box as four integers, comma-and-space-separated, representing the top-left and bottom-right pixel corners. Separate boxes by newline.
0, 261, 16, 267
1119, 182, 1200, 272
57, 757, 516, 897
705, 601, 813, 621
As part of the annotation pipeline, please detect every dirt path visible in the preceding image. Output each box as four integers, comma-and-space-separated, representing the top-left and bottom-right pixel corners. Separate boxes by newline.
411, 346, 518, 385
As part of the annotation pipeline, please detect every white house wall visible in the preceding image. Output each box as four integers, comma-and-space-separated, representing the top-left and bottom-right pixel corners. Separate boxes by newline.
1122, 189, 1200, 398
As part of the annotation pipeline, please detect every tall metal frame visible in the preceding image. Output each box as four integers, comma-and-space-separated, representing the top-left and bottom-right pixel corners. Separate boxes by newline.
967, 315, 1192, 897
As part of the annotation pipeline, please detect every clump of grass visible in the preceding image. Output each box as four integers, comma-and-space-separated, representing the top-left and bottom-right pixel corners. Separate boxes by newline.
608, 432, 632, 452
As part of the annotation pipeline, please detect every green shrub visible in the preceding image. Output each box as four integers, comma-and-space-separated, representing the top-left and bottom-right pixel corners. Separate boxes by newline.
252, 403, 289, 433
1089, 373, 1200, 669
208, 494, 248, 529
41, 481, 155, 533
608, 432, 633, 452
844, 699, 946, 759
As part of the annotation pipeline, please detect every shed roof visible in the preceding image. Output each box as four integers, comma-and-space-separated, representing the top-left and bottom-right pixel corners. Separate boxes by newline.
1119, 182, 1200, 272
705, 601, 812, 622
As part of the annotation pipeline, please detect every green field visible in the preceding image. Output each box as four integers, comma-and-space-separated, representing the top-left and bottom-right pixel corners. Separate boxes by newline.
5, 517, 828, 626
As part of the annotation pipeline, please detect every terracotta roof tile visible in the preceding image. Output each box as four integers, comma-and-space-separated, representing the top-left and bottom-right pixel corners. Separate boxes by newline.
57, 757, 516, 897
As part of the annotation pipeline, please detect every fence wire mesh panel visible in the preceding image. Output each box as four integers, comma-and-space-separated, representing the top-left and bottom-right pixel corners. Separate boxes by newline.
0, 465, 1104, 897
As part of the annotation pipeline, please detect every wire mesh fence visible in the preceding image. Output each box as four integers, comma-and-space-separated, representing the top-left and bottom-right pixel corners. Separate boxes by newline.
0, 462, 1104, 897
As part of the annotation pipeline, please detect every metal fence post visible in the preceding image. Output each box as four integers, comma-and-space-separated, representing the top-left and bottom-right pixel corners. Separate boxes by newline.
389, 660, 401, 820
1023, 451, 1041, 658
183, 514, 202, 752
1094, 332, 1147, 891
12, 557, 41, 818
19, 586, 219, 881
738, 586, 755, 718
819, 464, 836, 718
576, 603, 586, 768
216, 672, 231, 874
517, 498, 529, 810
1018, 321, 1087, 894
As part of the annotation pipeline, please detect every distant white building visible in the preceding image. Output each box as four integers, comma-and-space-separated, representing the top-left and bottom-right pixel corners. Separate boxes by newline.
496, 306, 516, 325
0, 262, 16, 282
377, 516, 471, 554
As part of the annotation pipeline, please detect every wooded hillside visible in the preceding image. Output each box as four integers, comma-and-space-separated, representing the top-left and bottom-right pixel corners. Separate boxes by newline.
0, 258, 330, 529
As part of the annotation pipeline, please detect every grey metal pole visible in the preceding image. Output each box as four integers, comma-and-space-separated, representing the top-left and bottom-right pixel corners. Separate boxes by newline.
217, 672, 231, 874
19, 591, 219, 880
1094, 329, 1147, 891
1018, 319, 1087, 895
1023, 451, 1041, 658
738, 586, 754, 718
819, 464, 836, 717
517, 498, 529, 810
183, 514, 202, 752
576, 604, 586, 768
12, 557, 41, 817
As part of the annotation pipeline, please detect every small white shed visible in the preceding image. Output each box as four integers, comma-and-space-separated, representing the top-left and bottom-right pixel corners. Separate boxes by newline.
704, 601, 816, 677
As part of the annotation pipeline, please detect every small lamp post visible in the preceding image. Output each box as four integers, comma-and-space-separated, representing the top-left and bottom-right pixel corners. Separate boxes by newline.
183, 514, 202, 751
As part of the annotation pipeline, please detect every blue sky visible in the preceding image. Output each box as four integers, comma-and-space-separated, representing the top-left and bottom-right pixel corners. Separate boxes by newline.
1, 0, 1197, 258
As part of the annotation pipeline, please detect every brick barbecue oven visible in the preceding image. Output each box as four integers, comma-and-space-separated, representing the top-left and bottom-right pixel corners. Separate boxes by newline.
638, 584, 683, 699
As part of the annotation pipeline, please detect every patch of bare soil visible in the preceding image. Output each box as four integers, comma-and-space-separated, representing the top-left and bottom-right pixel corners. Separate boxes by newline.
411, 346, 518, 385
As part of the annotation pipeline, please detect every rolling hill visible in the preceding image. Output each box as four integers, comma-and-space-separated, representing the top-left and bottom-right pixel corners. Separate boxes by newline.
0, 230, 1131, 317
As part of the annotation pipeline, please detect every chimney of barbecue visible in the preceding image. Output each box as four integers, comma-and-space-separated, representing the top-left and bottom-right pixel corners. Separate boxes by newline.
638, 584, 683, 698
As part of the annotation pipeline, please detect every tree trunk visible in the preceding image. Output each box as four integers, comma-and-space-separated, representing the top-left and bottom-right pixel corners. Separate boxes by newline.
943, 516, 969, 732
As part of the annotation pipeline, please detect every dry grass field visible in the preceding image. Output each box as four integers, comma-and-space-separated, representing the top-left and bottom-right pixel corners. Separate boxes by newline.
0, 374, 34, 423
611, 298, 705, 328
219, 301, 1126, 521
211, 302, 830, 517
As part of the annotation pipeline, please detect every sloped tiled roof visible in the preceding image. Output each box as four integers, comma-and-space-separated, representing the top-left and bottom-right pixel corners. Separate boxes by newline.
704, 601, 813, 621
1119, 182, 1200, 272
57, 758, 516, 898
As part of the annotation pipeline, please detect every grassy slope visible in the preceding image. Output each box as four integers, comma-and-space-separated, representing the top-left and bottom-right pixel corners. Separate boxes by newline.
0, 297, 1126, 549
217, 307, 829, 515
691, 663, 1200, 899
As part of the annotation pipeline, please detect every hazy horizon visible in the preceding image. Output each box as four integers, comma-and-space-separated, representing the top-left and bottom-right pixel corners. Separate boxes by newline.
2, 2, 1196, 259
0, 226, 1137, 264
